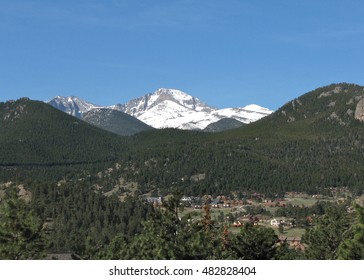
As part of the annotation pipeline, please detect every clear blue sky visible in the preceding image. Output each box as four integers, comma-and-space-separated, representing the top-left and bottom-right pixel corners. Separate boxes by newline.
1, 0, 364, 110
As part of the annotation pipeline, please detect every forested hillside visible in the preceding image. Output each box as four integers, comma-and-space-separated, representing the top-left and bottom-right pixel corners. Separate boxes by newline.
0, 98, 125, 165
2, 84, 364, 196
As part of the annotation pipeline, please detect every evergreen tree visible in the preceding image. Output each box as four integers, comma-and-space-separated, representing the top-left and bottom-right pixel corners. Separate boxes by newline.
0, 187, 47, 259
302, 204, 351, 259
337, 204, 364, 259
231, 222, 278, 259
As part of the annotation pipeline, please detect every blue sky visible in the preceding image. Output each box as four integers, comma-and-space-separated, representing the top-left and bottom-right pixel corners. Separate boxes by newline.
1, 0, 364, 110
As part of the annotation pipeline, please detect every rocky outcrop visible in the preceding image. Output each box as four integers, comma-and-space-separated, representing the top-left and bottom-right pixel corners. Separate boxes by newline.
355, 99, 364, 121
318, 86, 343, 99
329, 112, 346, 126
190, 173, 206, 182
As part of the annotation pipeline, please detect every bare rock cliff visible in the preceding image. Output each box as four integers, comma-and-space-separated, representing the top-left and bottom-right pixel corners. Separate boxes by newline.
355, 98, 364, 121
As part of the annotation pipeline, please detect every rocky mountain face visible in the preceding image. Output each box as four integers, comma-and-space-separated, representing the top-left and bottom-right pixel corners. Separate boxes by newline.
112, 88, 272, 129
47, 96, 100, 118
111, 88, 214, 116
355, 98, 364, 121
48, 88, 273, 131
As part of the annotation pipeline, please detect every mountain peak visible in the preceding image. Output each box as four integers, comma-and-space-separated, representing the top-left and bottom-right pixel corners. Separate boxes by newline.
154, 88, 195, 100
156, 88, 184, 94
147, 88, 211, 112
48, 96, 99, 118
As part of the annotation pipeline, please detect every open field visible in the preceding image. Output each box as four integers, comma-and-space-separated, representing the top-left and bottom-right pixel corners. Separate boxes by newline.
274, 227, 306, 238
284, 197, 333, 207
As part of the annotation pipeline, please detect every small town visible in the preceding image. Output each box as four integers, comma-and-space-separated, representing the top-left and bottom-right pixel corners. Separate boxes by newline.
143, 188, 364, 252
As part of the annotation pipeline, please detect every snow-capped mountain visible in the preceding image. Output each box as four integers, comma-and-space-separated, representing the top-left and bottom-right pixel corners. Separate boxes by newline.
112, 88, 273, 129
47, 88, 273, 130
111, 88, 214, 116
47, 96, 100, 118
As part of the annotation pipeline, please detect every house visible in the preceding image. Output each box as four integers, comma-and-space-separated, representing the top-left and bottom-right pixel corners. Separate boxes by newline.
270, 218, 279, 227
181, 196, 193, 203
233, 221, 242, 227
211, 197, 223, 208
145, 196, 163, 206
270, 218, 285, 227
181, 196, 202, 208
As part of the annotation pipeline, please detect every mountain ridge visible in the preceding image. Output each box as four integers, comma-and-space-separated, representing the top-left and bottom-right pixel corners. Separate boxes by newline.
47, 96, 100, 118
48, 88, 273, 130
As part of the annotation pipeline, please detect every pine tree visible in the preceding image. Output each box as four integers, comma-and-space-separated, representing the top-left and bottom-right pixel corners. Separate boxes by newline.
337, 204, 364, 259
231, 222, 278, 259
0, 187, 47, 259
302, 204, 351, 259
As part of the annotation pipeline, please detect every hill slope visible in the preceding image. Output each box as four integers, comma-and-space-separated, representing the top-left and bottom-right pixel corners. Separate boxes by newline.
266, 83, 364, 130
203, 118, 244, 132
82, 108, 153, 136
0, 98, 123, 165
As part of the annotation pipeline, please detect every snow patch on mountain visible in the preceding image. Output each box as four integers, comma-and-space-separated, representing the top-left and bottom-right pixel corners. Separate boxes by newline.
115, 88, 272, 129
48, 96, 100, 118
47, 88, 273, 130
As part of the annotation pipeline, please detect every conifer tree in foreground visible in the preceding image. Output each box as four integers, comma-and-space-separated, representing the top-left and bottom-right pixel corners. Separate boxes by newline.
337, 204, 364, 259
302, 203, 352, 260
0, 186, 47, 259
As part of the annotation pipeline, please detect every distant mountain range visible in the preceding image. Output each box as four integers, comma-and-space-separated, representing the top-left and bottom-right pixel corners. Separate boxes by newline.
47, 88, 273, 133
